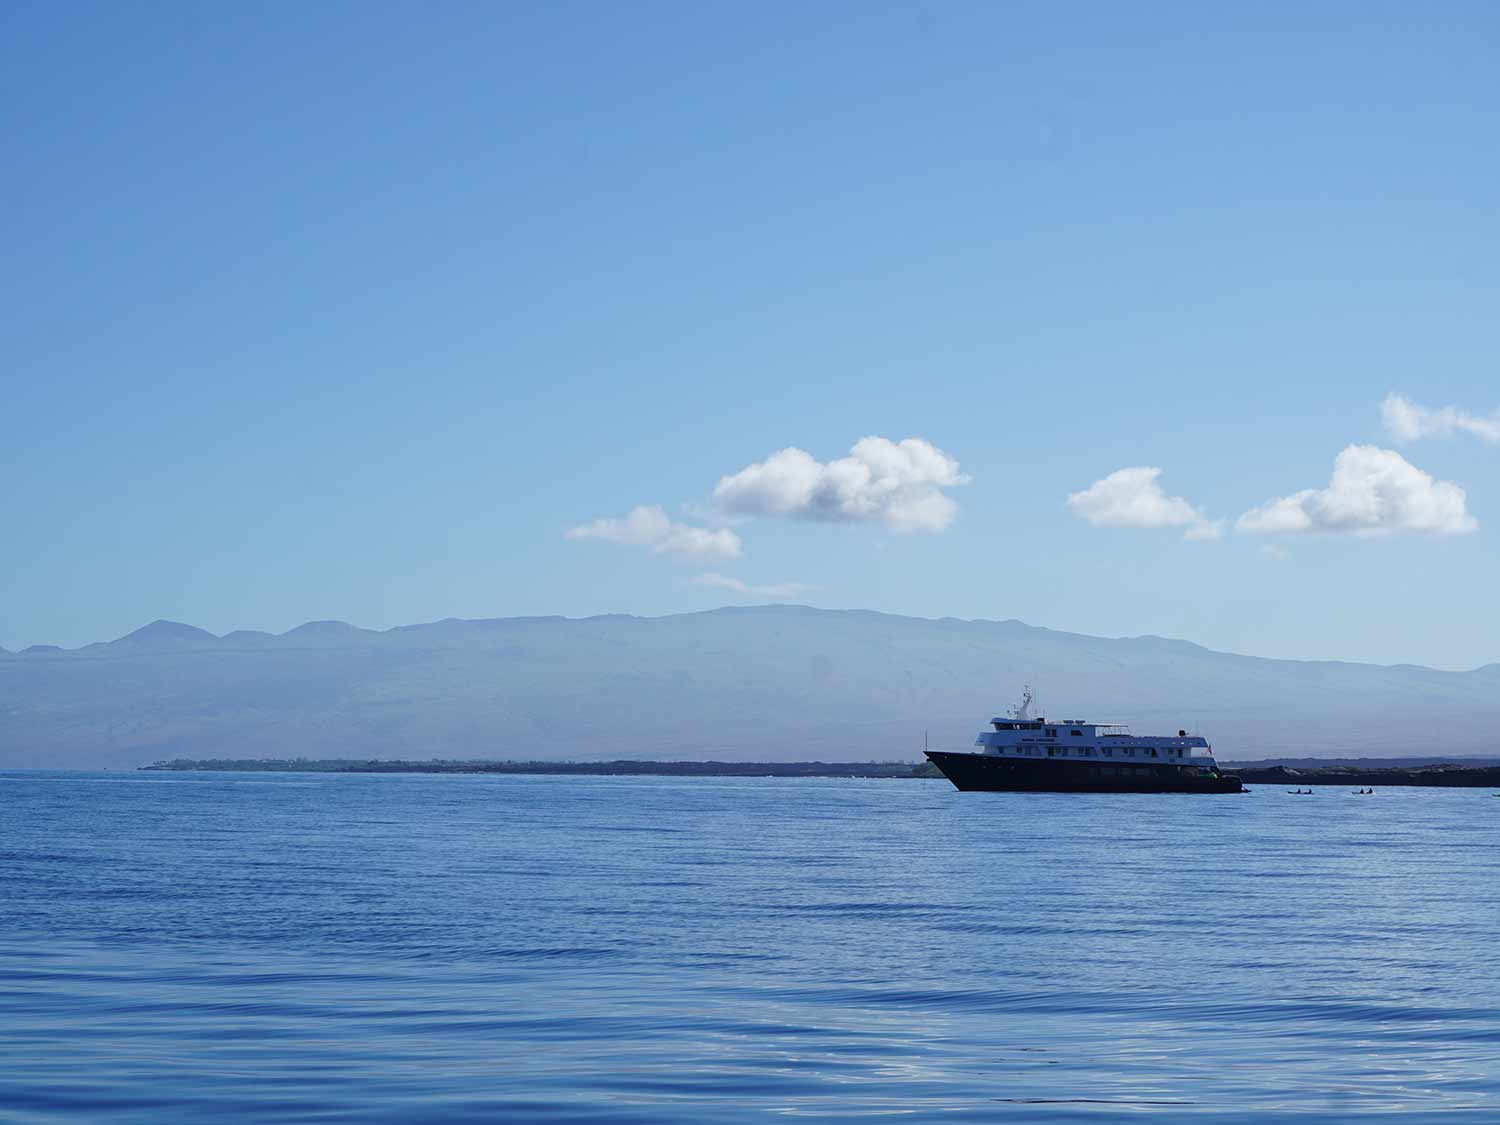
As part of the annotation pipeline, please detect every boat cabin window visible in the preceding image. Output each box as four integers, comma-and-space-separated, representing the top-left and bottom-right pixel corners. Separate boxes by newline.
1101, 748, 1112, 757
1070, 729, 1082, 737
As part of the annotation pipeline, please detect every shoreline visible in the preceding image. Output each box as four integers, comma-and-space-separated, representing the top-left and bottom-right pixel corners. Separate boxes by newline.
139, 759, 928, 779
137, 758, 1500, 787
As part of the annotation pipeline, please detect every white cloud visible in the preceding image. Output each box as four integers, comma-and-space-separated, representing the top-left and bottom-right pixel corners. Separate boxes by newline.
1236, 445, 1477, 537
566, 505, 742, 559
1381, 392, 1500, 444
1066, 467, 1221, 540
688, 572, 812, 598
712, 437, 969, 533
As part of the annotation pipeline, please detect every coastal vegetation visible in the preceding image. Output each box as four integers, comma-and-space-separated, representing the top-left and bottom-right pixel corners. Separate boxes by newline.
142, 758, 931, 778
140, 758, 1500, 787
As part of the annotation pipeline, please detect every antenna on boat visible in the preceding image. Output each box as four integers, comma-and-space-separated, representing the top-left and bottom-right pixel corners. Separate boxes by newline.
1015, 685, 1033, 722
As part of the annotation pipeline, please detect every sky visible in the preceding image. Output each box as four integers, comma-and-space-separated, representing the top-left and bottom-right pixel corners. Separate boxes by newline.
3, 1, 1498, 669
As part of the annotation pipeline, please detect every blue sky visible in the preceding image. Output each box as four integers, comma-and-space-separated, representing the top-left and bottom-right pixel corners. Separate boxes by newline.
3, 1, 1498, 668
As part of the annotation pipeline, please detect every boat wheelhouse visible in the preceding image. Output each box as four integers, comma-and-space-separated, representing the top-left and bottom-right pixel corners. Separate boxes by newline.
925, 689, 1242, 794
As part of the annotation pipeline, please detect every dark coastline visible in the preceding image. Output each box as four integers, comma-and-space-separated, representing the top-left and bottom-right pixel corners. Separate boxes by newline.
138, 758, 1500, 787
1232, 764, 1500, 788
139, 758, 927, 779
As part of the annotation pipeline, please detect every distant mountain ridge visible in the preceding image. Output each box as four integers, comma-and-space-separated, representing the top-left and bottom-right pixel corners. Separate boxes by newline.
2, 605, 1497, 768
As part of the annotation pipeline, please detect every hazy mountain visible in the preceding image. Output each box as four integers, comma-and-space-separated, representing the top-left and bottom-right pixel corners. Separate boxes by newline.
2, 606, 1497, 768
101, 619, 223, 651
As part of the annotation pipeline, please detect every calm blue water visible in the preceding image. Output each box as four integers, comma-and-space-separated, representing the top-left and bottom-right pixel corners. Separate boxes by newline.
3, 771, 1499, 1122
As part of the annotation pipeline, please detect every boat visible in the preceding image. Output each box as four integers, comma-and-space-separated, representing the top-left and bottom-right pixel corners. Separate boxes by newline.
925, 688, 1243, 794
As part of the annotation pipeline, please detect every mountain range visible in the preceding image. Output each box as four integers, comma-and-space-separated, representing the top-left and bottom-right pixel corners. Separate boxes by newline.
3, 605, 1497, 768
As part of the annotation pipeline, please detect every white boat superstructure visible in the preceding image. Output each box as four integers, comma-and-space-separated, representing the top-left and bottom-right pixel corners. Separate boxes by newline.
975, 688, 1222, 770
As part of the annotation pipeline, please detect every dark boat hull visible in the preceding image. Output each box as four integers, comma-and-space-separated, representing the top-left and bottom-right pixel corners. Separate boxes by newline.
926, 751, 1243, 794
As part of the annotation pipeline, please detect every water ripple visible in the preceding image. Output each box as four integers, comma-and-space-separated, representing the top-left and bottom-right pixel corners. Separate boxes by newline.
2, 772, 1499, 1121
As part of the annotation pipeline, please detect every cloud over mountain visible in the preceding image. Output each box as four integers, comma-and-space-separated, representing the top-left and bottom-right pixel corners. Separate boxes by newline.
1066, 467, 1221, 540
712, 437, 969, 533
688, 573, 812, 598
1237, 445, 1477, 536
1382, 392, 1500, 444
566, 505, 742, 559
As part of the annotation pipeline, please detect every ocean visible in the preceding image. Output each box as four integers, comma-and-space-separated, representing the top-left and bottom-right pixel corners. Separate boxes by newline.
3, 771, 1498, 1121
